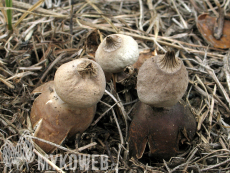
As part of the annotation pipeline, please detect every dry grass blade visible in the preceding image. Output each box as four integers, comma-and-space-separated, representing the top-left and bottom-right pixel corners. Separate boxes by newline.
26, 135, 97, 155
200, 157, 230, 171
209, 84, 216, 126
0, 0, 7, 23
0, 76, 14, 88
224, 54, 230, 93
86, 0, 119, 33
105, 90, 126, 144
171, 0, 188, 28
12, 1, 68, 17
33, 149, 65, 173
195, 56, 230, 108
14, 0, 45, 27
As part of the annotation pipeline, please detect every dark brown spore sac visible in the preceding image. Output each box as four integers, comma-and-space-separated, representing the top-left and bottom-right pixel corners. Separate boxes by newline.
129, 101, 196, 160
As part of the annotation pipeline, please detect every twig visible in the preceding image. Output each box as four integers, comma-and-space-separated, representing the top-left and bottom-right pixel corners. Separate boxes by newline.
86, 0, 119, 33
223, 54, 230, 93
78, 142, 97, 152
111, 108, 124, 145
171, 0, 187, 28
33, 149, 65, 173
39, 53, 65, 83
12, 0, 67, 18
138, 0, 143, 31
195, 56, 230, 108
0, 76, 14, 88
163, 160, 172, 173
14, 0, 45, 27
25, 135, 96, 155
91, 102, 118, 126
114, 143, 122, 173
105, 89, 128, 141
209, 85, 216, 126
200, 157, 230, 171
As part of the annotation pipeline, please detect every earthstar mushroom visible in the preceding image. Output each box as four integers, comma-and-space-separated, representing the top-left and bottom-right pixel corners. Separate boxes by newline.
129, 101, 196, 160
137, 51, 188, 108
129, 51, 196, 160
30, 58, 106, 153
95, 34, 139, 73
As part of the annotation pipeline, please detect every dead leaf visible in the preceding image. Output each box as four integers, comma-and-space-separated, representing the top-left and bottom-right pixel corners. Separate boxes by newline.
197, 13, 230, 49
133, 50, 156, 70
85, 29, 101, 57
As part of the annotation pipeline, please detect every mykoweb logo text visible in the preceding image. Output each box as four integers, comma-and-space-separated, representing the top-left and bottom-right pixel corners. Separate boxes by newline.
37, 153, 109, 171
1, 131, 111, 171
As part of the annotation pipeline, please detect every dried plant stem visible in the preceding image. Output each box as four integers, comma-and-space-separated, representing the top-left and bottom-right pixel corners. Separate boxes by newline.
204, 0, 218, 16
209, 85, 216, 126
163, 160, 172, 173
39, 53, 65, 83
12, 1, 67, 17
14, 0, 45, 27
0, 76, 14, 88
138, 0, 143, 31
26, 135, 97, 155
86, 0, 119, 33
78, 142, 97, 152
112, 109, 124, 145
223, 55, 230, 93
0, 115, 17, 134
98, 97, 124, 145
114, 144, 122, 173
0, 0, 7, 22
105, 89, 128, 141
171, 0, 187, 28
91, 102, 117, 126
195, 56, 230, 108
200, 157, 230, 171
33, 149, 65, 173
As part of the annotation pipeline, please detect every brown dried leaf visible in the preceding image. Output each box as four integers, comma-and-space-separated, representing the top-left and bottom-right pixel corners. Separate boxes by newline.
197, 14, 230, 49
85, 30, 101, 57
133, 50, 155, 70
